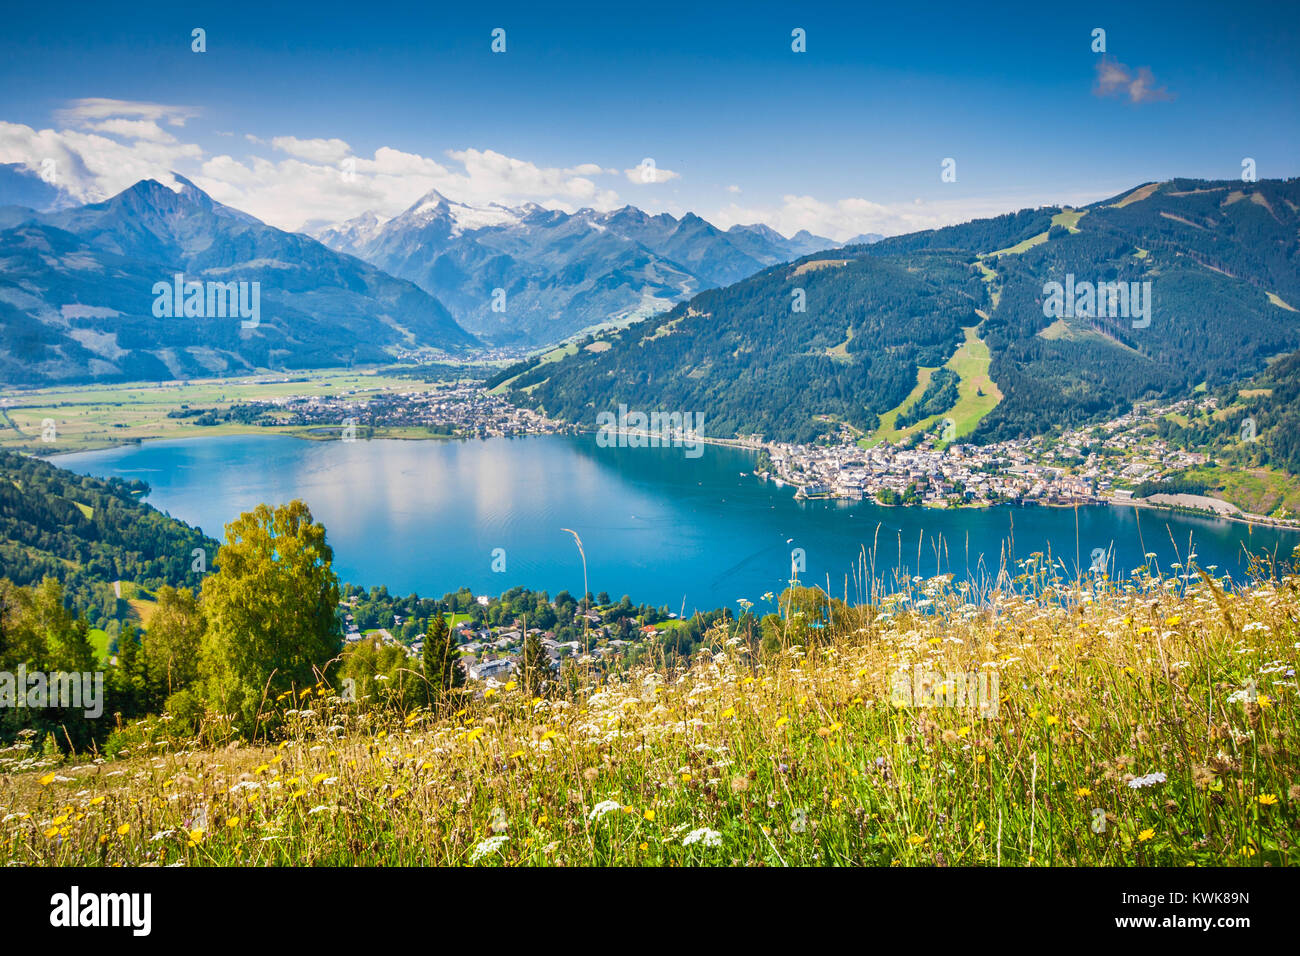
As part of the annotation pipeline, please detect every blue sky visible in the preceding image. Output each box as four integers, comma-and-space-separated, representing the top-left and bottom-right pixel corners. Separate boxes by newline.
1, 0, 1296, 238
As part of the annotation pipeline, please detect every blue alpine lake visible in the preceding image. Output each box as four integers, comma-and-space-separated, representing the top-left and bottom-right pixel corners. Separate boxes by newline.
52, 433, 1299, 613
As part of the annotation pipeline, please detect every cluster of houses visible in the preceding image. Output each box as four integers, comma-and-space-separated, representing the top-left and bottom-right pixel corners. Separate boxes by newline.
341, 600, 654, 684
248, 382, 568, 439
764, 399, 1218, 509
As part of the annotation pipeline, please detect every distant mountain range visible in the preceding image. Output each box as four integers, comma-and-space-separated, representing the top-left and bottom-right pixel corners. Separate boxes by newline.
0, 162, 880, 384
503, 179, 1300, 444
0, 176, 475, 385
312, 191, 864, 344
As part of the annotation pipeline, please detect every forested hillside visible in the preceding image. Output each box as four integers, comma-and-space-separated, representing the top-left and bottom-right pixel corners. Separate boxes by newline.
970, 178, 1300, 440
0, 449, 216, 617
509, 251, 986, 442
506, 179, 1300, 445
1153, 347, 1300, 476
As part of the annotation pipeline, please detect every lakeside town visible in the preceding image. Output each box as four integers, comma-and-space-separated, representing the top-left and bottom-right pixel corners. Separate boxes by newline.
230, 380, 574, 439
763, 398, 1299, 527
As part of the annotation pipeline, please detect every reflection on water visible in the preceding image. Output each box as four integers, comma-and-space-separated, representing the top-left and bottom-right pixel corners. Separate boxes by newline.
52, 433, 1298, 613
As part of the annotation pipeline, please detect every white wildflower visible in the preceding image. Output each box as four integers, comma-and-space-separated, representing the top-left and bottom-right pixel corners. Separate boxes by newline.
1128, 771, 1167, 789
682, 827, 722, 847
469, 834, 509, 863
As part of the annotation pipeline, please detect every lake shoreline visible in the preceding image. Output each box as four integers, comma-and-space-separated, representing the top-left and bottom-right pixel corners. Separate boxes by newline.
40, 425, 1300, 535
49, 432, 1297, 612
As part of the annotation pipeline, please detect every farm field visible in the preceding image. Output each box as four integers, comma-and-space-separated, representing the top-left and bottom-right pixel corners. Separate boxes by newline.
1, 368, 449, 454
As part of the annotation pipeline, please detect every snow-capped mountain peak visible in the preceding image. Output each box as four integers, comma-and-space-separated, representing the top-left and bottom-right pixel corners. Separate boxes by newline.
314, 194, 841, 345
401, 189, 522, 236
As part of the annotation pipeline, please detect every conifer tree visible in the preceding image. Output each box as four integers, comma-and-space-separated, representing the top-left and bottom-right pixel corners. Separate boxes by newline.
422, 612, 462, 705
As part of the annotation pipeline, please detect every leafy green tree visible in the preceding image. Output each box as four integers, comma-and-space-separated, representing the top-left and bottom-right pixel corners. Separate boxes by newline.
110, 624, 152, 716
0, 578, 101, 750
142, 586, 204, 699
30, 577, 97, 675
199, 501, 341, 737
340, 637, 422, 712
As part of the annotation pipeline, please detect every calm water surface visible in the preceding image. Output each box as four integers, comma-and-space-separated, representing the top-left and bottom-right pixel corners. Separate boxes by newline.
53, 434, 1298, 612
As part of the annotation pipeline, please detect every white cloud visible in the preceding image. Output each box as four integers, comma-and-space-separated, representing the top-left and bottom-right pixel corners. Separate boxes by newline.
54, 98, 199, 127
0, 120, 201, 203
446, 148, 620, 206
623, 161, 680, 185
1, 100, 630, 229
271, 135, 353, 164
190, 145, 624, 230
84, 118, 178, 143
711, 190, 1113, 242
726, 184, 741, 194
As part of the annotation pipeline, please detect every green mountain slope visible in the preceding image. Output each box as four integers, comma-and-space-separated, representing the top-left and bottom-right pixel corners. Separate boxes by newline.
0, 449, 217, 615
509, 251, 986, 442
507, 179, 1300, 444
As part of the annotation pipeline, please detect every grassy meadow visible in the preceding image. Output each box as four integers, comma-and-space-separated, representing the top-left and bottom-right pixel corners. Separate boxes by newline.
0, 368, 457, 454
2, 557, 1296, 867
861, 325, 1002, 448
